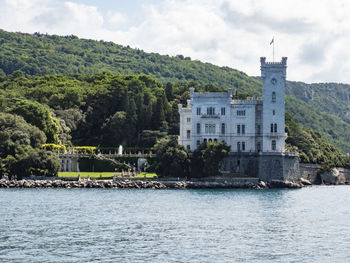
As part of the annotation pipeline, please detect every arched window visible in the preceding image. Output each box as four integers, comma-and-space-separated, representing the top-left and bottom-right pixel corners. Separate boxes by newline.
272, 91, 276, 102
274, 123, 277, 133
272, 140, 276, 151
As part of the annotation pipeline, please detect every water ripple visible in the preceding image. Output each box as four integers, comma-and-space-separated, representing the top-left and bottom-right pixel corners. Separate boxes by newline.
0, 187, 350, 262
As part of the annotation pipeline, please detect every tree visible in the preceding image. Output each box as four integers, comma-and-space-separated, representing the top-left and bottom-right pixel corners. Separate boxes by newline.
152, 136, 190, 178
0, 112, 59, 178
191, 141, 230, 178
8, 100, 59, 143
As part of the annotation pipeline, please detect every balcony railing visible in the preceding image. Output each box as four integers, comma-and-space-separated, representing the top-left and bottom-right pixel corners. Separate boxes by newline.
200, 113, 221, 118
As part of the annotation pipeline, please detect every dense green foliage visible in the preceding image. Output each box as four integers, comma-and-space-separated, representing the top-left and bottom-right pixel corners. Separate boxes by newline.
285, 113, 350, 169
0, 112, 59, 178
191, 142, 231, 178
152, 136, 190, 178
0, 72, 190, 147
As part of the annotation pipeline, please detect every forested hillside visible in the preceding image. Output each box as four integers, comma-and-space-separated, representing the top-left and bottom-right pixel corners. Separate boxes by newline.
1, 29, 350, 153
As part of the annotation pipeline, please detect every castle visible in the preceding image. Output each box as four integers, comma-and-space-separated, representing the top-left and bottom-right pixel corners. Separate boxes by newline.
178, 57, 300, 182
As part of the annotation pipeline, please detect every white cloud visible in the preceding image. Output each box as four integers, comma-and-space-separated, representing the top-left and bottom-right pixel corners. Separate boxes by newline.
1, 0, 350, 83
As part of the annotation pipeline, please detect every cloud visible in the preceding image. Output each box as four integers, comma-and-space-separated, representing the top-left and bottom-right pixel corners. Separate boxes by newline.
1, 0, 350, 83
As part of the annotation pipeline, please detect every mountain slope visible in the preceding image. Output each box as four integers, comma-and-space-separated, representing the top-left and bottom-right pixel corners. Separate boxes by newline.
1, 29, 350, 152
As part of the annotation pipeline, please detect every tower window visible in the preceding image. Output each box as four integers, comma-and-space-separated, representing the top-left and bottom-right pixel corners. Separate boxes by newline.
196, 140, 200, 146
187, 117, 191, 123
221, 107, 226, 115
257, 125, 261, 135
242, 142, 246, 151
197, 123, 201, 134
274, 123, 277, 133
187, 130, 191, 139
273, 110, 275, 115
272, 92, 276, 102
196, 107, 201, 115
237, 142, 241, 152
270, 123, 274, 133
237, 124, 241, 134
272, 140, 276, 151
242, 125, 245, 135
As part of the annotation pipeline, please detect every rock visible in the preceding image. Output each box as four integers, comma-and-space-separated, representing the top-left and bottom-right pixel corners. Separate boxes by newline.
270, 180, 303, 189
258, 181, 267, 188
320, 168, 346, 185
300, 178, 312, 185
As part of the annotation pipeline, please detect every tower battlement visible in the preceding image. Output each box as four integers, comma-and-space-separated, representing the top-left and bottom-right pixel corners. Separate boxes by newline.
260, 57, 287, 66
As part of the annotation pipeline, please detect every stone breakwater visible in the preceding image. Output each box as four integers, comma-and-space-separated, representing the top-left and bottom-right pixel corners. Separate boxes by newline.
0, 179, 304, 189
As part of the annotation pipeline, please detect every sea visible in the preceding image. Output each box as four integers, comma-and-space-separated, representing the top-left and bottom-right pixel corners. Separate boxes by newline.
0, 186, 349, 262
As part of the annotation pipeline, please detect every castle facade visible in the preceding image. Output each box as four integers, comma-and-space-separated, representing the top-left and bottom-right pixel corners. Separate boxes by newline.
178, 57, 287, 153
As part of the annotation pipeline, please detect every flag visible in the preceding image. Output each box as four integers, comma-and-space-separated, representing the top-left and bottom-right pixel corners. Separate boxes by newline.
270, 37, 274, 45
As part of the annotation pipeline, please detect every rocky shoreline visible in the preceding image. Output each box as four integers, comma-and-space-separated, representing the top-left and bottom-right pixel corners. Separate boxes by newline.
0, 178, 305, 189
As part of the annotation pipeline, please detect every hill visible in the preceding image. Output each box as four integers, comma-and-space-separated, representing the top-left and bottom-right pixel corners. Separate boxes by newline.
1, 29, 350, 153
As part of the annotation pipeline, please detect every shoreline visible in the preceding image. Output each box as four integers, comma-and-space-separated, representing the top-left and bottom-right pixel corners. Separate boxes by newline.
0, 178, 305, 189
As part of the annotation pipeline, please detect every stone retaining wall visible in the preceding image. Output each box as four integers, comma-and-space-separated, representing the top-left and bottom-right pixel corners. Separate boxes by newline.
299, 163, 350, 185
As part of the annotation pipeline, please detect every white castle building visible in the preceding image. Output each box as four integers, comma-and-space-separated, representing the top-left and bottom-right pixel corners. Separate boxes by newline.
178, 57, 287, 153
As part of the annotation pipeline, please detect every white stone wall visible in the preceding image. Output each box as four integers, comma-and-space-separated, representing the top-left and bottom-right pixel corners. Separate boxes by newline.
261, 57, 287, 152
178, 100, 192, 150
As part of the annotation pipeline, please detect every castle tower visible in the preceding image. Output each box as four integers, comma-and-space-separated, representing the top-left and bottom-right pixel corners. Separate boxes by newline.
260, 57, 287, 152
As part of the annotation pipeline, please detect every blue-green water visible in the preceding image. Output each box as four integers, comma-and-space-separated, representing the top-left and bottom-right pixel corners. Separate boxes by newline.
0, 186, 349, 262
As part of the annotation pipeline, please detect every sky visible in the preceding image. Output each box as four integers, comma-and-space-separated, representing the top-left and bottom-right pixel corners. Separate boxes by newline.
0, 0, 349, 83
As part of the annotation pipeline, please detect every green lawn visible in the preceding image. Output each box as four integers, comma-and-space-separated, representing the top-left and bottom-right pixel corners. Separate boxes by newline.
58, 172, 157, 178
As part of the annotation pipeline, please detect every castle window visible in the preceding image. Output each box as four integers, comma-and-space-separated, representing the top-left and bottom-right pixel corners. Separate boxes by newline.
205, 124, 215, 134
242, 125, 245, 135
274, 123, 277, 133
272, 140, 276, 151
257, 142, 261, 152
197, 140, 200, 146
196, 107, 201, 115
187, 130, 191, 139
242, 142, 246, 151
221, 123, 225, 134
237, 124, 241, 134
272, 92, 276, 102
207, 107, 215, 115
237, 142, 241, 152
270, 123, 274, 133
214, 139, 217, 143
273, 110, 275, 115
210, 124, 216, 134
221, 107, 226, 115
237, 110, 246, 116
187, 117, 191, 123
197, 123, 201, 134
204, 138, 207, 143
257, 125, 261, 135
